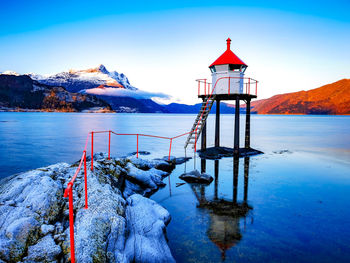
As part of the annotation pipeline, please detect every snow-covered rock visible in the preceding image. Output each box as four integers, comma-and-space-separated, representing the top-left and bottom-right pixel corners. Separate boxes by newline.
126, 162, 167, 189
23, 235, 61, 262
40, 224, 55, 235
0, 153, 178, 262
64, 167, 127, 263
0, 163, 69, 261
123, 162, 171, 198
127, 156, 174, 172
125, 194, 175, 263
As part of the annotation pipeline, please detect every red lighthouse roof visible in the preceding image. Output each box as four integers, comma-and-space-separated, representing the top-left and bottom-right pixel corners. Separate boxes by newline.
209, 38, 247, 68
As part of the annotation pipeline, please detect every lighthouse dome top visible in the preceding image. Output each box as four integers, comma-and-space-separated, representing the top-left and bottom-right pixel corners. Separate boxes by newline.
209, 38, 247, 69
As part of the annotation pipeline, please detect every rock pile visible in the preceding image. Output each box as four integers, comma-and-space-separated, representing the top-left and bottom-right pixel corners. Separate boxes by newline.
0, 152, 185, 263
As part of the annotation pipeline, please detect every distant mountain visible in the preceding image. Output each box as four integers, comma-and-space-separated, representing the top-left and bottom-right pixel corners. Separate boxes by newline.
251, 79, 350, 115
3, 64, 347, 115
29, 64, 171, 113
0, 65, 245, 113
30, 64, 136, 92
0, 74, 112, 112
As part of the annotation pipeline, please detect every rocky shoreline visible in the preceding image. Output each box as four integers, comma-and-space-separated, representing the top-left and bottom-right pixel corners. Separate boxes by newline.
0, 152, 187, 262
0, 107, 115, 113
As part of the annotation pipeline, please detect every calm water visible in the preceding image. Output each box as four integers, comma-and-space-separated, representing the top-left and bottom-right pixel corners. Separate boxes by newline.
1, 112, 350, 262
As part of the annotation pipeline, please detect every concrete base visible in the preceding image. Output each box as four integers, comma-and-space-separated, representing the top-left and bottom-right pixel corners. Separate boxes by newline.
197, 147, 263, 160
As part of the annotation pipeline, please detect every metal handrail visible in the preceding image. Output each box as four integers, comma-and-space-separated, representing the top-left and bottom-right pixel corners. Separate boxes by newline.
63, 128, 195, 262
191, 76, 258, 149
63, 133, 89, 263
197, 76, 258, 97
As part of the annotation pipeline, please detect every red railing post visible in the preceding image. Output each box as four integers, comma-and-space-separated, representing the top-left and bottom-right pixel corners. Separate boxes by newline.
67, 183, 75, 263
108, 131, 111, 160
198, 81, 200, 96
208, 83, 210, 95
228, 77, 231, 95
248, 78, 251, 95
91, 132, 94, 171
168, 138, 173, 161
83, 151, 88, 209
136, 134, 139, 158
204, 80, 207, 96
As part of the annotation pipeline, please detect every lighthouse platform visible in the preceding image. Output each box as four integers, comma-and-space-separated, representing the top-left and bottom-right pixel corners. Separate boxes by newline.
199, 93, 257, 100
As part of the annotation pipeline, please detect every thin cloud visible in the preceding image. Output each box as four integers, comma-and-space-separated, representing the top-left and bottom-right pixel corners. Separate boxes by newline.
83, 87, 171, 100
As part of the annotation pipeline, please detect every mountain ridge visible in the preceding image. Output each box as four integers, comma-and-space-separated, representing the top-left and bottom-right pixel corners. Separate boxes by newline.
250, 79, 350, 115
29, 64, 137, 93
0, 74, 113, 112
1, 65, 349, 114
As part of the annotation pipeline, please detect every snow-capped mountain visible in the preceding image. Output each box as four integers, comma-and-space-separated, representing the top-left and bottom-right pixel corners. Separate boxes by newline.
30, 64, 137, 93
1, 65, 173, 113
0, 74, 112, 112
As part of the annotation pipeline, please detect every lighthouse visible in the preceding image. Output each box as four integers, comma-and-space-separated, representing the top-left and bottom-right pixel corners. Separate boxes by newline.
209, 38, 247, 95
185, 38, 259, 156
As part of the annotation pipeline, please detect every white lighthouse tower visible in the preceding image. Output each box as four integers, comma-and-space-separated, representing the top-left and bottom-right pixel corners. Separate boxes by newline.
209, 38, 247, 95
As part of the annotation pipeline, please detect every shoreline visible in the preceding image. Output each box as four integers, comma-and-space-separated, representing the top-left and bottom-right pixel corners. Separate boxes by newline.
1, 109, 349, 116
0, 152, 188, 262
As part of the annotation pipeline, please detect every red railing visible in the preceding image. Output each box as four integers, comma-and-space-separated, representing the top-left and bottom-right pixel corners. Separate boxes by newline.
63, 134, 89, 263
197, 77, 258, 97
63, 129, 192, 262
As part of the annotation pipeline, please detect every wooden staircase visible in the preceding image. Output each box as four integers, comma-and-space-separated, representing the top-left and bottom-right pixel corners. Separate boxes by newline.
185, 95, 216, 149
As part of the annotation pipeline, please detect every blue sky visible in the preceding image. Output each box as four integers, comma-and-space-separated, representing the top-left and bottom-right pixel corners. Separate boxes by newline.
1, 0, 349, 104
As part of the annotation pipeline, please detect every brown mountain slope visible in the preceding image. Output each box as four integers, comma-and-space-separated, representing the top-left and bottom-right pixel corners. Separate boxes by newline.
251, 79, 350, 114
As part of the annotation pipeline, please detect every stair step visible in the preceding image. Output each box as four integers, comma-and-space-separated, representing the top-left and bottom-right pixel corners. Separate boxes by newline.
184, 96, 217, 149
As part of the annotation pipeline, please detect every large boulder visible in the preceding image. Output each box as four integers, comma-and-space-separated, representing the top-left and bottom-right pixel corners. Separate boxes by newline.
124, 194, 175, 263
63, 168, 127, 263
179, 169, 214, 184
0, 163, 69, 261
23, 235, 61, 262
127, 157, 174, 172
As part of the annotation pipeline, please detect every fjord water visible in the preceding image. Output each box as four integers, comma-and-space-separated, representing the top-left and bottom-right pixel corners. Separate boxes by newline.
1, 112, 350, 262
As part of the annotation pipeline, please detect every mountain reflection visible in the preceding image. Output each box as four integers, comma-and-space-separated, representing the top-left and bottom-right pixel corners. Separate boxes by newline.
191, 157, 253, 260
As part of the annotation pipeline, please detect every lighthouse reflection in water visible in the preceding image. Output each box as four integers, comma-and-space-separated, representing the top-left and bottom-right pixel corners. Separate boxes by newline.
151, 155, 255, 262
192, 157, 253, 260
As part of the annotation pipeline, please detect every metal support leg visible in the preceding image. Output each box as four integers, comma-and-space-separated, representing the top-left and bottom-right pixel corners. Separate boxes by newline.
215, 99, 220, 147
245, 99, 251, 149
234, 97, 240, 155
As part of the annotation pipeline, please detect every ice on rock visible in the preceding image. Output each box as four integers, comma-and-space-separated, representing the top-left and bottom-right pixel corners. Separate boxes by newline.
0, 154, 177, 262
125, 194, 175, 263
40, 224, 55, 235
67, 168, 127, 263
127, 156, 174, 172
126, 163, 158, 189
23, 235, 61, 262
0, 163, 69, 261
